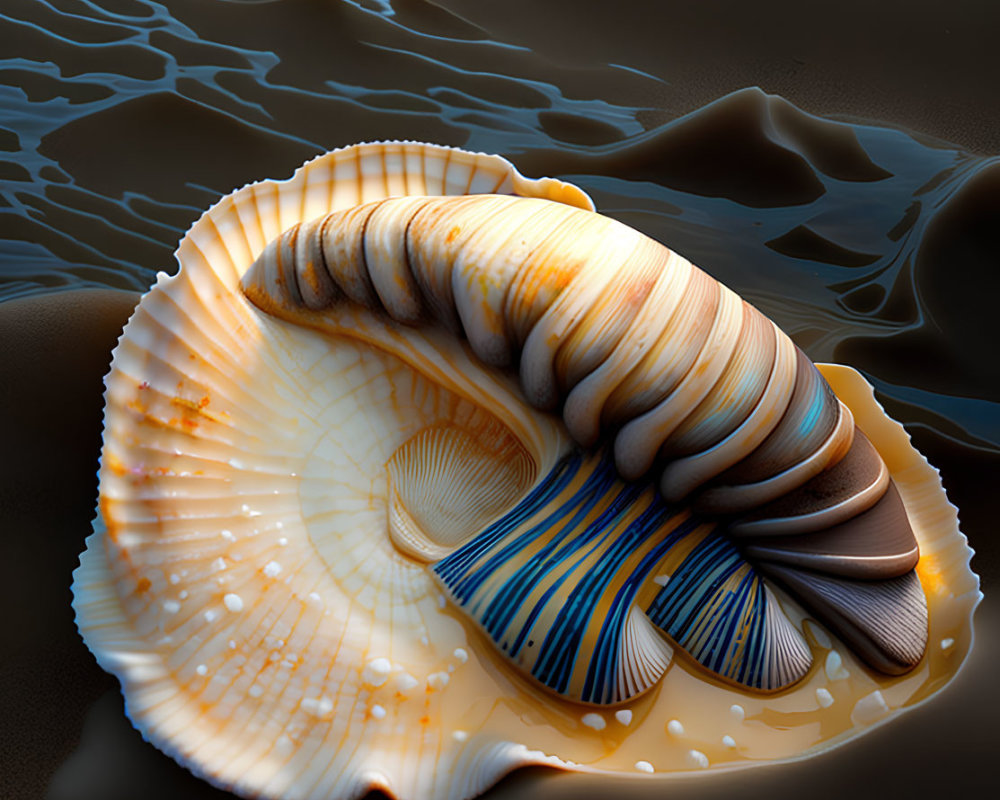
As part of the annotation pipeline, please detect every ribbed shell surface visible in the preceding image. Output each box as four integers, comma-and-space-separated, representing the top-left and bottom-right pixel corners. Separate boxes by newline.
72, 142, 980, 800
243, 193, 855, 514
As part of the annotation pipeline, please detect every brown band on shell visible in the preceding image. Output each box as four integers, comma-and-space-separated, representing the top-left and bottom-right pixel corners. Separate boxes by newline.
603, 269, 721, 432
711, 350, 842, 486
553, 237, 667, 394
664, 303, 776, 458
758, 562, 928, 674
321, 202, 383, 308
739, 481, 919, 579
653, 308, 790, 503
729, 427, 890, 537
562, 251, 696, 447
613, 284, 746, 482
293, 216, 338, 309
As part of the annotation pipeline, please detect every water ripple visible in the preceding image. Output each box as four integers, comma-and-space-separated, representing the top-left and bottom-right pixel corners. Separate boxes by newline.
0, 0, 996, 449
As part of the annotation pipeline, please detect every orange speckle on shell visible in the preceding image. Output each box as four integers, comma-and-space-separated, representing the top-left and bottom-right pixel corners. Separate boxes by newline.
97, 500, 124, 550
106, 454, 126, 476
70, 141, 977, 800
916, 555, 945, 596
169, 395, 225, 428
167, 416, 199, 431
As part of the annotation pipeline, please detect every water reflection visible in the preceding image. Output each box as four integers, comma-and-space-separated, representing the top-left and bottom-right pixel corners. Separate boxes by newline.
0, 1, 995, 798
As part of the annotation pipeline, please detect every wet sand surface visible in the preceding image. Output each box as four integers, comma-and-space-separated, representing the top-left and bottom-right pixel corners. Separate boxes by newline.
1, 1, 997, 799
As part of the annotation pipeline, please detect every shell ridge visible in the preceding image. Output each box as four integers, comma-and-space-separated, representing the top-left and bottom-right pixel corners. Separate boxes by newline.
657, 318, 792, 501
74, 143, 979, 800
434, 450, 811, 700
241, 186, 939, 681
562, 251, 695, 446
612, 282, 743, 481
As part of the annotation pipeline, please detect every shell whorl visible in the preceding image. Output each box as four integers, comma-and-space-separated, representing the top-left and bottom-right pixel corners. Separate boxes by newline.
242, 193, 927, 689
246, 195, 871, 518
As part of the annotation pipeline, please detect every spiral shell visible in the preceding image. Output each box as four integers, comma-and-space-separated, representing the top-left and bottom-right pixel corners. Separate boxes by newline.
242, 191, 927, 687
73, 142, 980, 800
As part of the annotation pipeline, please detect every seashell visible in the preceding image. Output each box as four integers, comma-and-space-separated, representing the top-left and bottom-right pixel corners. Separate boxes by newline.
241, 191, 923, 688
73, 142, 980, 800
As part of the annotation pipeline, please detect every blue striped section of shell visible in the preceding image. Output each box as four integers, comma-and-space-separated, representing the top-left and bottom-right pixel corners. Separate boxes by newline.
433, 452, 811, 704
647, 537, 782, 688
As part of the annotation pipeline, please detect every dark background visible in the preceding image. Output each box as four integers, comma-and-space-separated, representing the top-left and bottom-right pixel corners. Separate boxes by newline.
1, 1, 996, 798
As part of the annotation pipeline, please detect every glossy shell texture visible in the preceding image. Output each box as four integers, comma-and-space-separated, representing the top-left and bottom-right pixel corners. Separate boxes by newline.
73, 142, 980, 800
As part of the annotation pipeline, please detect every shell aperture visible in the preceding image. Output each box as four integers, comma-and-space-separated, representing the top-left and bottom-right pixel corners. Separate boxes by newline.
73, 142, 979, 800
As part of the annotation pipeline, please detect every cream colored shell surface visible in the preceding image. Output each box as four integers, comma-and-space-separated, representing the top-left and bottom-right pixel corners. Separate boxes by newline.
72, 142, 980, 800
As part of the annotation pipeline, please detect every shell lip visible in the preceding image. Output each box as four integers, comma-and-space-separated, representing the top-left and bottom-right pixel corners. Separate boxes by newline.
172, 139, 595, 281
813, 363, 982, 673
70, 515, 228, 791
69, 142, 601, 800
